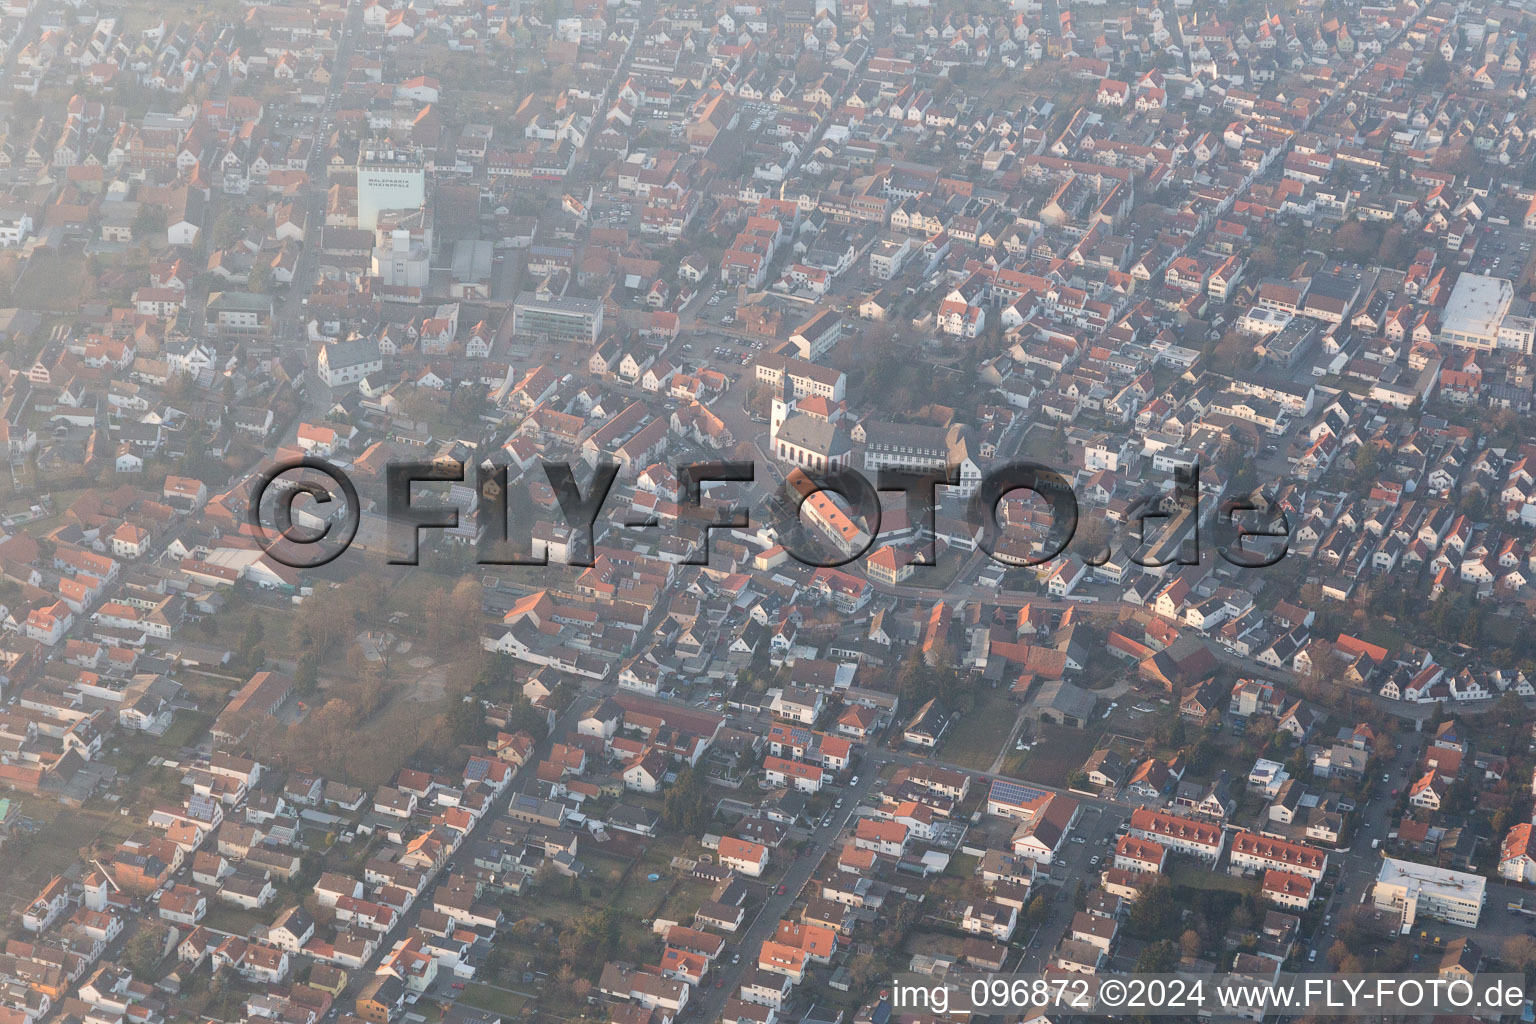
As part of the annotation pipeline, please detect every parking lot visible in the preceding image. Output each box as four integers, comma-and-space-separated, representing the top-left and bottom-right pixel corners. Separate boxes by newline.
1016, 803, 1132, 968
1467, 221, 1534, 283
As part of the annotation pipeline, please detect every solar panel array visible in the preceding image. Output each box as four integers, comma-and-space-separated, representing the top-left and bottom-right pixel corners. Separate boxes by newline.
988, 779, 1049, 806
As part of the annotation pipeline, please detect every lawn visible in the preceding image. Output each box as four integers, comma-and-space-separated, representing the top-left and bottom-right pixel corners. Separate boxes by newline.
11, 249, 94, 312
161, 711, 213, 750
1018, 423, 1068, 465
611, 872, 670, 920
1171, 863, 1258, 895
1358, 620, 1411, 653
208, 601, 302, 657
618, 916, 664, 963
638, 840, 692, 871
458, 984, 529, 1017
204, 902, 272, 935
1003, 724, 1099, 787
508, 891, 586, 924
0, 805, 117, 910
2, 488, 84, 537
654, 877, 714, 922
580, 851, 633, 894
940, 690, 1019, 771
899, 552, 965, 594
182, 670, 245, 709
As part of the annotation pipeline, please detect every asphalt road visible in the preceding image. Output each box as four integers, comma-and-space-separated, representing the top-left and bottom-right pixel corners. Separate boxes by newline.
1015, 802, 1133, 971
690, 770, 882, 1020
1304, 740, 1417, 958
318, 692, 597, 1015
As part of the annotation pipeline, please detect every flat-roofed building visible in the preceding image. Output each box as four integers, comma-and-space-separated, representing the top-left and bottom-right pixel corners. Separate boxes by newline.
1373, 857, 1484, 934
357, 148, 425, 231
1440, 273, 1526, 353
513, 289, 604, 344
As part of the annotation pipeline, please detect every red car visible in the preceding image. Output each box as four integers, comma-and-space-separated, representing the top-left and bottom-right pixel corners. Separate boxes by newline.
715, 979, 724, 989
775, 884, 787, 896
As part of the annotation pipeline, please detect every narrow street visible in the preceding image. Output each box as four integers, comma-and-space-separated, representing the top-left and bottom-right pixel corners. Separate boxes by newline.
691, 771, 882, 1021
322, 693, 597, 1014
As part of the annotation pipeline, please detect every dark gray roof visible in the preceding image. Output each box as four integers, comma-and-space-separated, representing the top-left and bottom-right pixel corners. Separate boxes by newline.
777, 414, 850, 457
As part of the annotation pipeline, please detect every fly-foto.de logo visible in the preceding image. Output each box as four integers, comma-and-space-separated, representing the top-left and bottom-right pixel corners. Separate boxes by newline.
248, 457, 1291, 574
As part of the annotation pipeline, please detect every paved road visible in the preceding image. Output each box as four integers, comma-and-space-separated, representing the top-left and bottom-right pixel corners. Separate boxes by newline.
51, 675, 594, 1020
269, 0, 360, 431
680, 735, 1139, 1014
321, 692, 595, 1013
691, 771, 882, 1019
1295, 736, 1536, 961
1016, 802, 1131, 970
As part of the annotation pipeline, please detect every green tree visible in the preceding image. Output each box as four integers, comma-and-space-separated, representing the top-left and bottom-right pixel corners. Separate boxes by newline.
133, 204, 167, 241
895, 652, 937, 706
663, 767, 712, 835
211, 208, 244, 249
560, 907, 620, 965
249, 260, 275, 294
239, 613, 267, 669
1135, 939, 1179, 973
124, 924, 168, 974
477, 652, 516, 692
1352, 443, 1383, 486
447, 696, 488, 747
1126, 879, 1178, 939
1420, 53, 1451, 87
1023, 893, 1049, 928
295, 651, 321, 694
501, 695, 549, 741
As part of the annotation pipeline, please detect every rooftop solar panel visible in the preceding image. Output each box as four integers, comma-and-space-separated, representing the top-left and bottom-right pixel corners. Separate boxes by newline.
989, 779, 1048, 805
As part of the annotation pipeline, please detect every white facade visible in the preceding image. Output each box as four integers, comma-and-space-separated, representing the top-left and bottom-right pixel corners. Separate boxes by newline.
1372, 858, 1484, 934
357, 155, 426, 231
372, 229, 430, 289
1439, 274, 1527, 352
